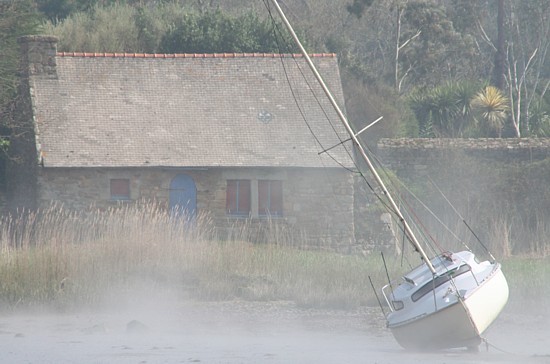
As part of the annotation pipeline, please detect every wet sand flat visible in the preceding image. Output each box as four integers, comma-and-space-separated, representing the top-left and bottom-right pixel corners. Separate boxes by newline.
1, 301, 549, 364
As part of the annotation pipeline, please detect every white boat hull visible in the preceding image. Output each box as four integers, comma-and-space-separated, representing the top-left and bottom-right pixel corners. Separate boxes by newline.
390, 299, 480, 350
462, 263, 509, 336
388, 264, 508, 350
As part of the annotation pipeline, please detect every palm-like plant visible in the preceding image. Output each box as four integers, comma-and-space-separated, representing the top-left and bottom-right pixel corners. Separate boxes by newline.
471, 86, 510, 137
429, 86, 459, 137
408, 82, 478, 137
408, 90, 435, 137
528, 99, 550, 137
453, 82, 478, 136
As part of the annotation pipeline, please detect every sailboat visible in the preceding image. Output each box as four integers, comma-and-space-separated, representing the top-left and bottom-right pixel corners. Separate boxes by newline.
268, 0, 509, 351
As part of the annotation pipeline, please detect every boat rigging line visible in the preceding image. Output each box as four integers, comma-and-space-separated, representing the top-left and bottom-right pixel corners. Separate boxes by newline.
266, 0, 437, 273
389, 173, 469, 250
262, 0, 355, 173
267, 0, 509, 352
428, 177, 496, 261
317, 116, 384, 156
359, 141, 462, 259
381, 252, 395, 301
262, 0, 402, 221
266, 1, 494, 302
369, 275, 386, 316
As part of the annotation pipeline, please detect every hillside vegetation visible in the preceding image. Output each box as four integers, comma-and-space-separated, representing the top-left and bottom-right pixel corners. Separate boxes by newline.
2, 0, 550, 141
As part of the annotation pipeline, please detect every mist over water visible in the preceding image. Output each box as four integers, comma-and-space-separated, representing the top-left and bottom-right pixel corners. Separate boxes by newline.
1, 281, 548, 364
0, 202, 548, 363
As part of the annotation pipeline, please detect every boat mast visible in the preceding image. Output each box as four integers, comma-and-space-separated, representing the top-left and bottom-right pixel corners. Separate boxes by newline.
269, 0, 436, 273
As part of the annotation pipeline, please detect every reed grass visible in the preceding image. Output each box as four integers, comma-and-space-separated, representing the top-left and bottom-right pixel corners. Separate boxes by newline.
501, 255, 550, 313
0, 203, 546, 312
0, 203, 389, 312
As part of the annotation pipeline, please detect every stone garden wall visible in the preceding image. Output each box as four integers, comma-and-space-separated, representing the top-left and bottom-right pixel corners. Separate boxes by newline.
377, 138, 550, 173
353, 138, 550, 255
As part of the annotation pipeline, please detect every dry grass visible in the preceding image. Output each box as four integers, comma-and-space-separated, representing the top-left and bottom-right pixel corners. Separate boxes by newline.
484, 210, 550, 259
0, 203, 545, 313
501, 254, 550, 314
0, 203, 387, 312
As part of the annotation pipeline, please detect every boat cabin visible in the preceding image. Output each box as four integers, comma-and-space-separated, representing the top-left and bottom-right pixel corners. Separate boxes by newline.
383, 251, 491, 316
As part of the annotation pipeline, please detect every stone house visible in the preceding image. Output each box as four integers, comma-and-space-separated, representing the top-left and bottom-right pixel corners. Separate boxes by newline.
8, 35, 356, 249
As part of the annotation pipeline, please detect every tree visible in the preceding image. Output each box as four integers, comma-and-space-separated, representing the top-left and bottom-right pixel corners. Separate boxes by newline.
503, 1, 550, 137
400, 1, 476, 88
491, 0, 505, 89
347, 0, 419, 92
0, 1, 42, 104
0, 0, 42, 190
36, 0, 80, 21
35, 0, 116, 21
43, 3, 142, 52
346, 0, 374, 17
447, 1, 497, 85
347, 0, 477, 92
467, 0, 550, 137
391, 1, 421, 93
44, 2, 308, 53
160, 9, 301, 54
44, 2, 201, 53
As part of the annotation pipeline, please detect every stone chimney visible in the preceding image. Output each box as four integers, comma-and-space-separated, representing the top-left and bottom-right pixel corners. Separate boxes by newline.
5, 36, 58, 211
18, 35, 58, 78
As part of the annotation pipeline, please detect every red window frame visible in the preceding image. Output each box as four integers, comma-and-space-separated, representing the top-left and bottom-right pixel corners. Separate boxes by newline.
110, 178, 130, 200
226, 180, 251, 216
258, 180, 283, 217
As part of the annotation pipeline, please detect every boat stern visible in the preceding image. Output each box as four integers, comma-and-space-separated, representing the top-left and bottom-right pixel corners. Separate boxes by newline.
463, 263, 509, 336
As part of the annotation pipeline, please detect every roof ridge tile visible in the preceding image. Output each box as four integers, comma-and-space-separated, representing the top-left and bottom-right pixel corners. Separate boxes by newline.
56, 52, 336, 59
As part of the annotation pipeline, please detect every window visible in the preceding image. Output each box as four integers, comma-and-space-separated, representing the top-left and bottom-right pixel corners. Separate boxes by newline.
411, 264, 472, 302
226, 179, 283, 218
258, 180, 283, 216
226, 180, 251, 216
110, 178, 130, 200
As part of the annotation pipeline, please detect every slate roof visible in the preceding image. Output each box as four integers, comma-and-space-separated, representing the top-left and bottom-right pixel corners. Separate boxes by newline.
30, 51, 354, 169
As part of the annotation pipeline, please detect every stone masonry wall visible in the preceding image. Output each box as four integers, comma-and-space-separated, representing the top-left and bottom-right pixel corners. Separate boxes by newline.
37, 167, 355, 250
377, 138, 550, 174
18, 35, 58, 78
355, 138, 550, 254
6, 36, 59, 211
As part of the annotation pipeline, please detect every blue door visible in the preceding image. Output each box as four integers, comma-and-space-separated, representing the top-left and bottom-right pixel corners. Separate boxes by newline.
169, 174, 197, 219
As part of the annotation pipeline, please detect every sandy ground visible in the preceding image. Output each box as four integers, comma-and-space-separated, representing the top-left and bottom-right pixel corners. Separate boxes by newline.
1, 297, 549, 364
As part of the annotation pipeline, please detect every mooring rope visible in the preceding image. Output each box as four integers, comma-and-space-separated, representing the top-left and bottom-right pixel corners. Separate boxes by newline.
481, 337, 541, 358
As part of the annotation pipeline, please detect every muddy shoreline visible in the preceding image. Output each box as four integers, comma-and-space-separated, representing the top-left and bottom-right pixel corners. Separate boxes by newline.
1, 299, 549, 363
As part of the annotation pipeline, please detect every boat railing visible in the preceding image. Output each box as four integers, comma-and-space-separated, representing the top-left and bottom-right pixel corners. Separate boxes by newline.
381, 279, 407, 313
